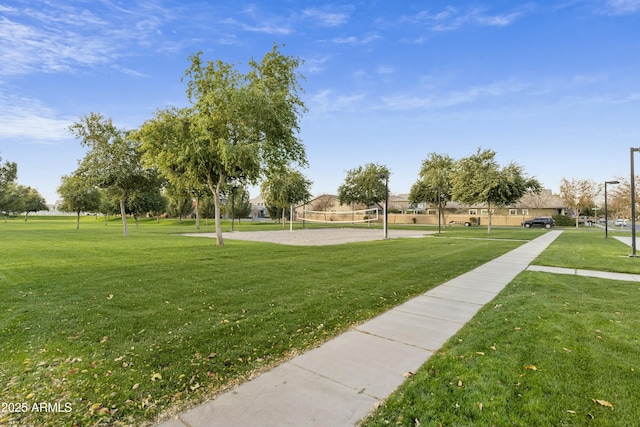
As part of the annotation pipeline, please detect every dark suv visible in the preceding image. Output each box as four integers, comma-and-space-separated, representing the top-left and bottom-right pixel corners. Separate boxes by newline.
522, 217, 555, 229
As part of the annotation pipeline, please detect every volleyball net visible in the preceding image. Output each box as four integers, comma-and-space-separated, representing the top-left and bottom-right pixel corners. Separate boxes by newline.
297, 207, 379, 224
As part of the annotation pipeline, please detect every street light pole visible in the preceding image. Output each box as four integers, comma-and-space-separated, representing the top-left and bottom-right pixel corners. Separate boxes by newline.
605, 180, 619, 239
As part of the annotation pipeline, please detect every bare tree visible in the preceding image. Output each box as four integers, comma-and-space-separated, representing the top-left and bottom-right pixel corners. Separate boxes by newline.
559, 178, 601, 227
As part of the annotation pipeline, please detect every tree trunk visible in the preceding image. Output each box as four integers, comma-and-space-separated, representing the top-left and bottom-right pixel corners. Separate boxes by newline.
487, 203, 493, 234
195, 196, 201, 230
76, 212, 81, 230
207, 174, 226, 246
120, 197, 129, 237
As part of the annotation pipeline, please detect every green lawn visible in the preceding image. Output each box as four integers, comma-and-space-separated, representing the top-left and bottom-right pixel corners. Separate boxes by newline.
0, 217, 526, 427
361, 227, 640, 426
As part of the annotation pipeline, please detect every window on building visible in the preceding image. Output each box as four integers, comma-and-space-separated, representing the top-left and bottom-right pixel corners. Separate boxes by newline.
522, 209, 529, 215
509, 209, 517, 215
469, 209, 477, 215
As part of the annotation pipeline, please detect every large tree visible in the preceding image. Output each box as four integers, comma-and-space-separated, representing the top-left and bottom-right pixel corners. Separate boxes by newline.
137, 44, 307, 246
0, 153, 18, 217
58, 174, 102, 229
261, 168, 312, 227
452, 148, 541, 234
337, 163, 390, 210
559, 178, 601, 228
409, 152, 455, 227
69, 112, 156, 237
19, 186, 48, 221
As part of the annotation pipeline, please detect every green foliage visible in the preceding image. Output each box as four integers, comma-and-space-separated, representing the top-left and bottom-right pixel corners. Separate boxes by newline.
337, 163, 390, 207
0, 153, 17, 188
69, 113, 158, 236
261, 168, 312, 210
138, 44, 307, 245
452, 148, 541, 233
409, 152, 454, 208
552, 214, 575, 226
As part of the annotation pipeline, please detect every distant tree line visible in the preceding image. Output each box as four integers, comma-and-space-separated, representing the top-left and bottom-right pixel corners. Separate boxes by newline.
0, 153, 48, 222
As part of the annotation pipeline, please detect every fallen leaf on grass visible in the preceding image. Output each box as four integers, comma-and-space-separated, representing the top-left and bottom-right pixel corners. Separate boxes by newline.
592, 399, 614, 409
403, 371, 414, 378
563, 347, 572, 352
151, 373, 162, 382
567, 410, 576, 414
477, 402, 483, 411
132, 383, 139, 390
476, 352, 485, 356
107, 294, 114, 300
490, 345, 497, 351
524, 365, 537, 371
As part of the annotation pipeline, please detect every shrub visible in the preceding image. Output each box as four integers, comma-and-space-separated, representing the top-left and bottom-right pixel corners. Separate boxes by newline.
553, 214, 575, 226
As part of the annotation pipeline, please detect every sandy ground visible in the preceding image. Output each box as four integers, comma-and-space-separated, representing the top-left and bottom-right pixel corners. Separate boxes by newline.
183, 227, 433, 246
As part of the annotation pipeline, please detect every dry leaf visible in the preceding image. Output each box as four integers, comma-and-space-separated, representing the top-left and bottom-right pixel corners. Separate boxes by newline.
151, 373, 162, 382
107, 294, 114, 300
374, 401, 381, 410
524, 365, 537, 371
563, 347, 572, 352
592, 399, 614, 409
132, 383, 139, 390
476, 352, 485, 356
567, 410, 576, 414
25, 392, 35, 399
477, 402, 483, 411
403, 371, 415, 378
490, 345, 497, 351
457, 380, 463, 387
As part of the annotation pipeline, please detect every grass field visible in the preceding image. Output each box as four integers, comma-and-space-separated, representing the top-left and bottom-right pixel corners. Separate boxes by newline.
0, 216, 530, 427
362, 228, 640, 426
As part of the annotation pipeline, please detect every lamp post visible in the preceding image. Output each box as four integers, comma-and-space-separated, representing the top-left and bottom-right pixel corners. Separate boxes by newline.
604, 180, 619, 239
631, 148, 640, 257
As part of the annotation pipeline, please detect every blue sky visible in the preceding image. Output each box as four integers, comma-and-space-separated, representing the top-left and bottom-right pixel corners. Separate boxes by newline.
1, 1, 639, 204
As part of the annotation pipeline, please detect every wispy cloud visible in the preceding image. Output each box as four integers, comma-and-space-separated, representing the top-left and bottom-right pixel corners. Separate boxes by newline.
308, 89, 366, 113
600, 0, 640, 14
0, 2, 176, 76
301, 7, 351, 27
398, 5, 526, 32
0, 91, 72, 141
381, 79, 529, 110
332, 34, 381, 45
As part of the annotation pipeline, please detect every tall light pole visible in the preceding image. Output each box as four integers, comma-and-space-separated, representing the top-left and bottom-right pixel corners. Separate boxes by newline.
631, 148, 640, 257
604, 180, 619, 239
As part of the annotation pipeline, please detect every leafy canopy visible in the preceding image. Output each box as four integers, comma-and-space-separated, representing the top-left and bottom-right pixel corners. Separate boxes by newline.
338, 163, 390, 208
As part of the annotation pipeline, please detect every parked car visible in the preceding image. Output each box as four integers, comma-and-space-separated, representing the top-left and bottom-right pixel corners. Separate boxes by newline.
522, 217, 555, 229
615, 218, 627, 227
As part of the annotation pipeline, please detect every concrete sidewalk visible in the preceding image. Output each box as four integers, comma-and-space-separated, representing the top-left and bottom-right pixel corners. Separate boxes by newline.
155, 231, 562, 427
